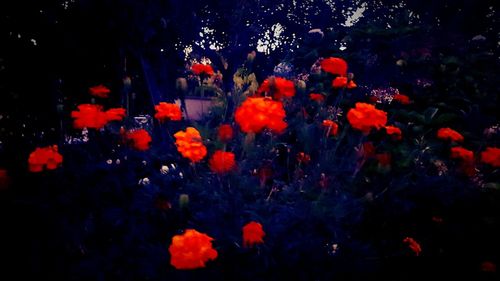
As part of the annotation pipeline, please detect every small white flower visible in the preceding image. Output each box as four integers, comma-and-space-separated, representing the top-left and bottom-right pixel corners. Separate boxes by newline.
139, 178, 150, 185
160, 165, 170, 175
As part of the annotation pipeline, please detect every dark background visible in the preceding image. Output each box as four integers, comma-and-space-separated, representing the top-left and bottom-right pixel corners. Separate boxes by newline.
0, 1, 499, 280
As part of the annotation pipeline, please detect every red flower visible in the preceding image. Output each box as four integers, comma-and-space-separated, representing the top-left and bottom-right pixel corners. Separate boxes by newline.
71, 104, 108, 129
173, 127, 207, 163
154, 102, 182, 122
332, 76, 357, 89
105, 108, 126, 122
191, 64, 214, 76
168, 229, 218, 270
256, 77, 295, 100
431, 216, 444, 223
384, 125, 402, 140
217, 124, 233, 142
322, 120, 339, 136
393, 94, 410, 104
89, 84, 111, 98
361, 142, 376, 159
0, 169, 10, 190
403, 237, 422, 256
208, 150, 236, 174
28, 145, 63, 172
347, 103, 388, 134
480, 261, 497, 273
480, 147, 500, 167
71, 104, 125, 129
242, 221, 265, 248
320, 57, 348, 76
450, 146, 474, 163
125, 129, 152, 151
309, 93, 325, 102
297, 152, 311, 164
235, 97, 287, 134
437, 128, 464, 142
256, 162, 273, 188
376, 153, 392, 167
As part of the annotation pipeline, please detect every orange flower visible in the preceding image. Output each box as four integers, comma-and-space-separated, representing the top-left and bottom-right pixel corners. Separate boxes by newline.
191, 64, 214, 76
174, 127, 207, 163
125, 129, 152, 151
309, 93, 325, 102
320, 57, 348, 76
89, 84, 111, 98
217, 124, 233, 142
347, 103, 388, 134
297, 152, 311, 164
28, 145, 63, 172
437, 128, 464, 142
154, 102, 182, 122
168, 229, 218, 270
256, 76, 295, 100
450, 146, 474, 162
242, 221, 265, 248
480, 147, 500, 167
322, 120, 339, 136
403, 237, 422, 256
209, 150, 236, 174
332, 76, 357, 89
235, 97, 287, 134
384, 125, 402, 140
71, 104, 125, 129
393, 94, 410, 104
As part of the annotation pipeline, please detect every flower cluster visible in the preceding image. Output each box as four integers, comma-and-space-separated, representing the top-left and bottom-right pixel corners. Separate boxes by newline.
173, 127, 207, 163
168, 229, 218, 269
235, 97, 287, 134
28, 145, 63, 172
